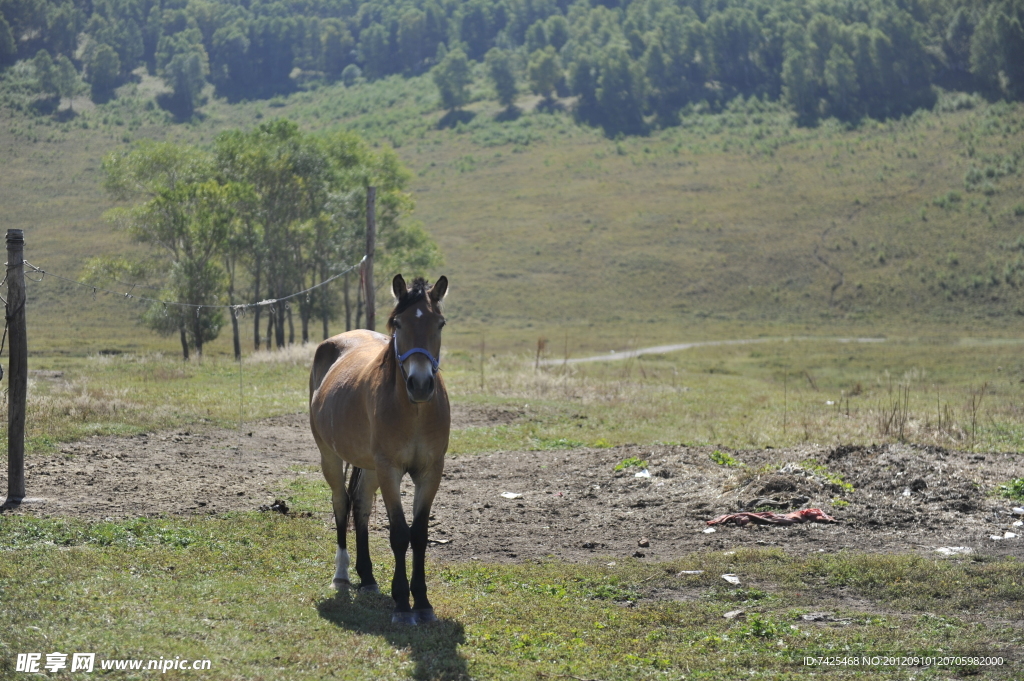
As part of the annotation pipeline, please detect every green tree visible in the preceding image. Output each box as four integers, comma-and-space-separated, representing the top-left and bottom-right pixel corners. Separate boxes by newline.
596, 45, 646, 136
341, 64, 361, 87
87, 43, 121, 102
782, 39, 818, 125
824, 43, 858, 120
0, 15, 16, 65
971, 1, 1024, 99
46, 2, 80, 59
398, 9, 427, 73
528, 46, 561, 101
456, 0, 500, 61
485, 47, 517, 108
321, 20, 354, 80
568, 53, 599, 124
215, 121, 439, 343
526, 20, 547, 53
103, 142, 228, 358
53, 54, 81, 110
545, 14, 569, 51
33, 49, 57, 95
157, 29, 210, 117
358, 23, 391, 80
432, 47, 471, 111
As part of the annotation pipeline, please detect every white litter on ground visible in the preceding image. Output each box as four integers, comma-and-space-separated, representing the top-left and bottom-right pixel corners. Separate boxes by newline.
935, 546, 973, 556
721, 574, 741, 585
500, 492, 522, 499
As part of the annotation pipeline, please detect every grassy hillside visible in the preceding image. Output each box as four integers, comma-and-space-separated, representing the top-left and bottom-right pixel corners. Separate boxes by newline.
1, 69, 1024, 360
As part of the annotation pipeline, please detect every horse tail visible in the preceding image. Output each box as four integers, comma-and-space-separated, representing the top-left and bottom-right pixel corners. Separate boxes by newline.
345, 464, 363, 529
309, 340, 342, 400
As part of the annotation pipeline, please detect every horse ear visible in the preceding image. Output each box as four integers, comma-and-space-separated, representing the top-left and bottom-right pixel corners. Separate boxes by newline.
392, 274, 407, 300
430, 276, 448, 303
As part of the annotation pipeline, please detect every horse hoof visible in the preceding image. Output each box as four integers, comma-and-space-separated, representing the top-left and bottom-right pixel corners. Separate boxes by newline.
391, 611, 417, 625
332, 578, 351, 590
413, 608, 437, 624
358, 583, 380, 594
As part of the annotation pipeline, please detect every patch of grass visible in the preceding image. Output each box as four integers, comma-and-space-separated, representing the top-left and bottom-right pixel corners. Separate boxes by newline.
529, 436, 585, 450
710, 450, 743, 467
613, 456, 648, 471
801, 459, 855, 494
998, 477, 1024, 501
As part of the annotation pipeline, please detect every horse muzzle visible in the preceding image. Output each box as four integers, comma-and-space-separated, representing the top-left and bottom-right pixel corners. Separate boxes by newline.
395, 336, 440, 404
405, 371, 436, 403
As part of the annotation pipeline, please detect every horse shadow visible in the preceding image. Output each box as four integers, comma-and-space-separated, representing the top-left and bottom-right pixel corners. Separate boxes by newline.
316, 590, 469, 680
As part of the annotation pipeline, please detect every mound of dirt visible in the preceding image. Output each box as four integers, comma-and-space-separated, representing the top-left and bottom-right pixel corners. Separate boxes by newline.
3, 408, 1022, 562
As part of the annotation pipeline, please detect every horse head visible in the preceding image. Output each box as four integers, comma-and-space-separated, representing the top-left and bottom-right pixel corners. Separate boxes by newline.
388, 274, 448, 403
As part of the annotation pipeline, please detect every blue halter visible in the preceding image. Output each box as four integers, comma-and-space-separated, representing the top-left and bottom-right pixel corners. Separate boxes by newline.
393, 332, 440, 374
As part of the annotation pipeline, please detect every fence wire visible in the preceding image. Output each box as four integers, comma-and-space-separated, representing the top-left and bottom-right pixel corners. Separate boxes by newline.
21, 256, 366, 316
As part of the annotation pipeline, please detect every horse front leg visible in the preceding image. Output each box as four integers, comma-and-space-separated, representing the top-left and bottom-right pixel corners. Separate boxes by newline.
377, 468, 415, 624
409, 468, 443, 623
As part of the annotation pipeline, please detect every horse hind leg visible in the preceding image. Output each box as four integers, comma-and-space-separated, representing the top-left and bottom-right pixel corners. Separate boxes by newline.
323, 457, 352, 590
351, 467, 380, 594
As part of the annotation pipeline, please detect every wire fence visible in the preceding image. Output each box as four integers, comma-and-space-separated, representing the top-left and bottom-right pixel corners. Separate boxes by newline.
21, 255, 366, 318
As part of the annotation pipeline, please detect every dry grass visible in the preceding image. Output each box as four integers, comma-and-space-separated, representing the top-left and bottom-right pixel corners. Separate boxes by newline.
443, 338, 1024, 453
244, 341, 318, 366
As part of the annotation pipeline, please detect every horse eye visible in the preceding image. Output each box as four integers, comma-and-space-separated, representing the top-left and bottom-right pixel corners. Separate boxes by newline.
393, 320, 402, 329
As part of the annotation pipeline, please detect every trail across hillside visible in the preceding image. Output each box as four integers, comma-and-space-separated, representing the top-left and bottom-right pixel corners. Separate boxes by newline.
541, 336, 887, 365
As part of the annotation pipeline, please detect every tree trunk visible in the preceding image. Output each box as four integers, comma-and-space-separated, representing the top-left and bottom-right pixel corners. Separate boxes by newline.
287, 303, 295, 345
320, 263, 330, 340
275, 300, 286, 348
301, 302, 310, 344
266, 313, 274, 351
355, 284, 363, 330
227, 261, 241, 361
252, 262, 262, 351
193, 311, 204, 358
179, 324, 189, 361
344, 271, 352, 331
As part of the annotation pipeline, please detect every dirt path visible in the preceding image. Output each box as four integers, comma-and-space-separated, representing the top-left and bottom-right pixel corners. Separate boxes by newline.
3, 405, 1022, 563
542, 336, 886, 365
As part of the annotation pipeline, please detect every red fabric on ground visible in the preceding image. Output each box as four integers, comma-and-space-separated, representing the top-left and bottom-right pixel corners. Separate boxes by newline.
706, 508, 839, 527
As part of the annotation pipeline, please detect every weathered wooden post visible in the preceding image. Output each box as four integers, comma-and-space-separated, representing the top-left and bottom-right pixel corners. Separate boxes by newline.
364, 185, 377, 332
5, 228, 27, 504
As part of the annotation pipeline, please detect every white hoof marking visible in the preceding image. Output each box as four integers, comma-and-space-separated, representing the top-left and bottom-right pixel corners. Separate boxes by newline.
333, 548, 350, 585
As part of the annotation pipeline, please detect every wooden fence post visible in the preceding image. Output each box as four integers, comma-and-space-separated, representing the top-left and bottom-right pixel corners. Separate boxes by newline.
364, 186, 376, 332
5, 228, 26, 504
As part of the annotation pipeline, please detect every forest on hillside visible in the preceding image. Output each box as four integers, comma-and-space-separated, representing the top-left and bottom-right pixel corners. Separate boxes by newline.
1, 0, 1023, 132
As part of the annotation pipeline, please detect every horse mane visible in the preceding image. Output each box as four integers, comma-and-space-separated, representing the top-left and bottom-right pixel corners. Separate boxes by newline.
386, 277, 439, 332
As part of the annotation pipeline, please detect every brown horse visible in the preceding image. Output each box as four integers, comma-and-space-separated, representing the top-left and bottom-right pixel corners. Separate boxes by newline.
309, 274, 450, 625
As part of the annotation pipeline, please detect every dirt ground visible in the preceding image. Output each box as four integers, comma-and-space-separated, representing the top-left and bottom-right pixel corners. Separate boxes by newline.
3, 405, 1023, 562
